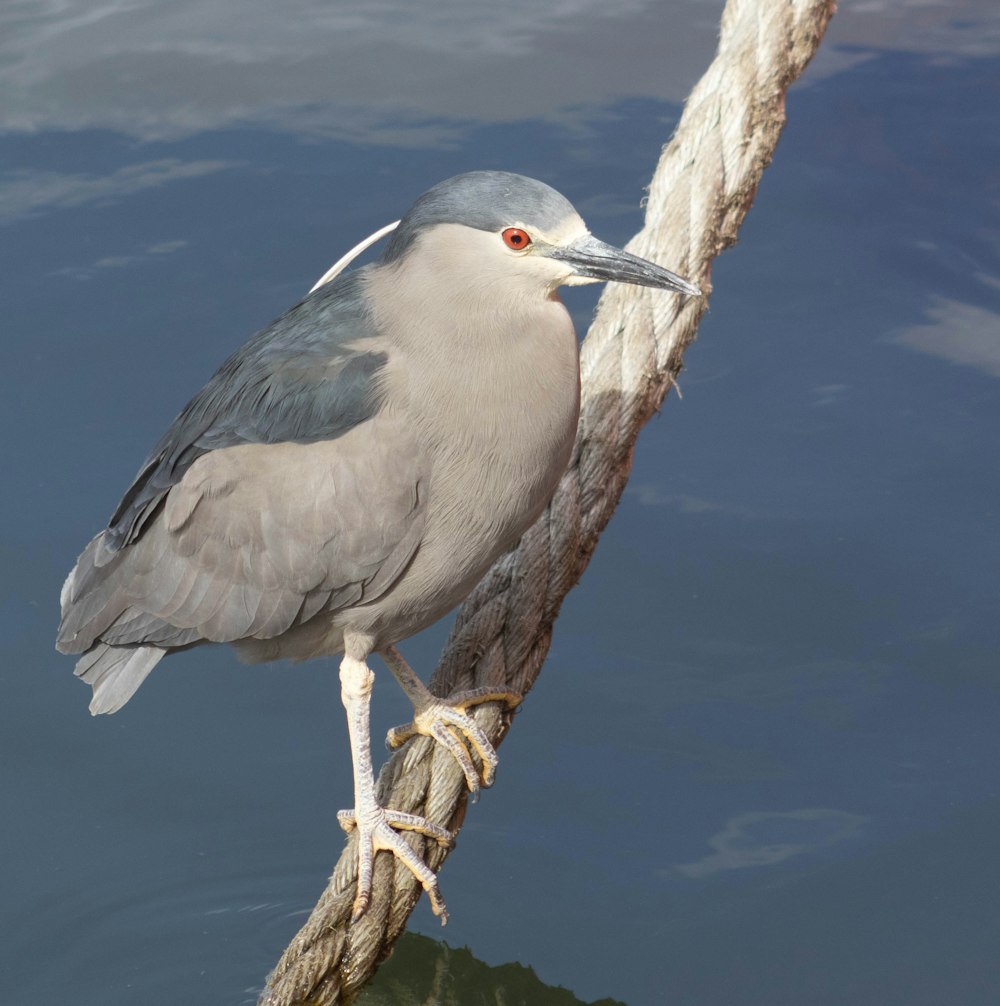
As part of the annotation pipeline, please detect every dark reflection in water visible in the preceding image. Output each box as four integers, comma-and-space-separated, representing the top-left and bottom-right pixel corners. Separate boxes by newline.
3, 4, 1000, 1006
359, 933, 626, 1006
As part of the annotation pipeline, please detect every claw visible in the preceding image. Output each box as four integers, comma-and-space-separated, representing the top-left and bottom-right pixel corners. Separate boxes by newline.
338, 806, 453, 923
386, 686, 522, 791
334, 646, 520, 926
338, 651, 456, 924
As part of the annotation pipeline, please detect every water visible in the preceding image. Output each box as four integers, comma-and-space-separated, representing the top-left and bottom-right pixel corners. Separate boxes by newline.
3, 1, 999, 1003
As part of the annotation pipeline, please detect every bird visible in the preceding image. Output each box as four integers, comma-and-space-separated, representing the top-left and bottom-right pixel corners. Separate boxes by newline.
57, 170, 700, 922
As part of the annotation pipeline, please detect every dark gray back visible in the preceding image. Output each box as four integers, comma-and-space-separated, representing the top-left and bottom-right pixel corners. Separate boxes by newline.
105, 271, 386, 552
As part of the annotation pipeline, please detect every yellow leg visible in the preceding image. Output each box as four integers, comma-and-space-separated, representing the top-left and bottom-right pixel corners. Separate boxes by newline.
381, 646, 522, 792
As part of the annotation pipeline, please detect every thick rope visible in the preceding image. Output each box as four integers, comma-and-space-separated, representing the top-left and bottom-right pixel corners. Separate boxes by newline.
259, 0, 835, 1001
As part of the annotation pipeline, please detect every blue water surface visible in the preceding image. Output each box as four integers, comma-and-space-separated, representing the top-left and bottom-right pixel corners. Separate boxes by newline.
2, 2, 999, 1004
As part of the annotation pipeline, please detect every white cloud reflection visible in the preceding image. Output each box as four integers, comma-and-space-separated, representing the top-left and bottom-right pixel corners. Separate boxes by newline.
674, 808, 866, 878
2, 0, 997, 145
626, 484, 757, 517
51, 238, 189, 279
894, 297, 1000, 378
1, 0, 723, 142
0, 159, 235, 223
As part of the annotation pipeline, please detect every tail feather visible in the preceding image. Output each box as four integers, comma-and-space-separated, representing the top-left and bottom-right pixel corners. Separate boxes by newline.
57, 531, 125, 653
75, 643, 166, 715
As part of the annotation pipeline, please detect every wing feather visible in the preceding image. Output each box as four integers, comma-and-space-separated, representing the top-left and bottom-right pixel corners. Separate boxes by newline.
56, 267, 425, 714
103, 270, 387, 553
57, 415, 425, 655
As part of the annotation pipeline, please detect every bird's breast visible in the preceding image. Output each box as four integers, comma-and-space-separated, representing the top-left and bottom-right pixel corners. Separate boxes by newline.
371, 295, 581, 633
431, 324, 577, 534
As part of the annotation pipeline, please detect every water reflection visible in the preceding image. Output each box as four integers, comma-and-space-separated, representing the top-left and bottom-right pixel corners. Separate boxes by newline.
674, 809, 867, 878
0, 159, 235, 225
894, 298, 1000, 377
1, 0, 720, 141
358, 933, 626, 1006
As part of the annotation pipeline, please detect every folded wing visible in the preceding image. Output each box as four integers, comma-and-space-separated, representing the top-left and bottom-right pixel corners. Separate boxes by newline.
56, 270, 425, 713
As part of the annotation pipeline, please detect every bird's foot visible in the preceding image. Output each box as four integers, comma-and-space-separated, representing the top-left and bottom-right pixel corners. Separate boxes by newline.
337, 805, 453, 923
386, 685, 523, 793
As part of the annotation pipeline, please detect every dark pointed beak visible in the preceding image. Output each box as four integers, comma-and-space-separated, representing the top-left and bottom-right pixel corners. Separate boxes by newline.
549, 234, 700, 296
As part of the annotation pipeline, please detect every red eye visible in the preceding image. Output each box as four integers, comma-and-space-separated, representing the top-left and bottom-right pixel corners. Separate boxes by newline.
502, 227, 532, 250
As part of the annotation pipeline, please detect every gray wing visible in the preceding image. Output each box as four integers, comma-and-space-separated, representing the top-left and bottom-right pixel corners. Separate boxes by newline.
58, 417, 425, 657
103, 270, 386, 555
57, 268, 426, 711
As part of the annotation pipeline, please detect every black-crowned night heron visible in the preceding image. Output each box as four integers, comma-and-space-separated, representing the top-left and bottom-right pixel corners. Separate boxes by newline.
58, 170, 699, 921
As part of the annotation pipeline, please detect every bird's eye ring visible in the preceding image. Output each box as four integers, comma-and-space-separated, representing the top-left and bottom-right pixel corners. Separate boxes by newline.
502, 227, 532, 250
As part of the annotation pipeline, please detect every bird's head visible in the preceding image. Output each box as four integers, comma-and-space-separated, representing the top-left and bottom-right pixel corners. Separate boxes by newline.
379, 170, 701, 300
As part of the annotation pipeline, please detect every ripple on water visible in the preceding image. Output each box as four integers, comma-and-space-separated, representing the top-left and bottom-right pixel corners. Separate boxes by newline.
12, 860, 324, 1006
